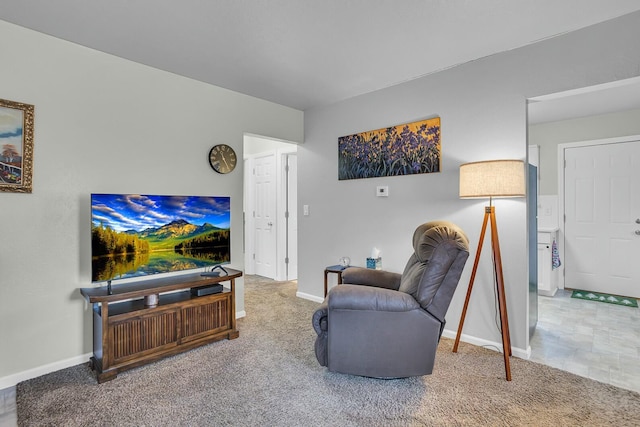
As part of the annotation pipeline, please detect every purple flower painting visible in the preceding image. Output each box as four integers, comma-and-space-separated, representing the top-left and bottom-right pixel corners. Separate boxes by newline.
338, 117, 441, 180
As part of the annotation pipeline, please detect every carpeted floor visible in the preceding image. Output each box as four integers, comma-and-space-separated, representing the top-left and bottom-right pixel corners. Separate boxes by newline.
17, 277, 640, 426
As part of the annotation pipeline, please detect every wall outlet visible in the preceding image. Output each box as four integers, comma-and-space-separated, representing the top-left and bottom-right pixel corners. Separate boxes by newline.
303, 204, 309, 216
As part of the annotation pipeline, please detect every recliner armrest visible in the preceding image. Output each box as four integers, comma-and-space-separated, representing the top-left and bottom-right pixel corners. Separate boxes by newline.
328, 284, 420, 312
341, 267, 402, 290
312, 300, 328, 334
312, 300, 330, 367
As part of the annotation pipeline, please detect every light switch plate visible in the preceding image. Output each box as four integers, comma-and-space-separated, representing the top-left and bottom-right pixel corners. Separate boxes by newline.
376, 186, 389, 197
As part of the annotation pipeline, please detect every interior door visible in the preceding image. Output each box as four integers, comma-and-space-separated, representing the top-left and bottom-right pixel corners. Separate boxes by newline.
254, 153, 277, 278
564, 140, 640, 298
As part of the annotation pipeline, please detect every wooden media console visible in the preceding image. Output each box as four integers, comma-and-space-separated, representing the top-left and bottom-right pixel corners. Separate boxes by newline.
80, 269, 242, 383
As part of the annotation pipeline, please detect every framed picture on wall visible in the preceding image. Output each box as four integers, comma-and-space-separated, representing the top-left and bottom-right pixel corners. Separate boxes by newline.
0, 98, 34, 193
338, 117, 441, 180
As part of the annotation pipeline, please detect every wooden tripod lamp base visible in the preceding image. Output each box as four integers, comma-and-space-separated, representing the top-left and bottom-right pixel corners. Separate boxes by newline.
452, 205, 512, 380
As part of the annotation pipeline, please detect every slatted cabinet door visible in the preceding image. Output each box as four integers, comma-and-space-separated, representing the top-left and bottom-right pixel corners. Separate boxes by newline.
110, 308, 179, 364
181, 297, 230, 342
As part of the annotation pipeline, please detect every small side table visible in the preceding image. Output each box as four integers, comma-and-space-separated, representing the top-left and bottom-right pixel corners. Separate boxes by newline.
324, 265, 348, 297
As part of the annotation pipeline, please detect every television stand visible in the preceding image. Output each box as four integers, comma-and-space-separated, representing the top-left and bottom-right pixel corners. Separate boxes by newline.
80, 269, 242, 383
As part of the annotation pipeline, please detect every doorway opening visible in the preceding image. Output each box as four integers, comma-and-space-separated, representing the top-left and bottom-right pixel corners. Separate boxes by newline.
527, 77, 640, 393
243, 134, 298, 281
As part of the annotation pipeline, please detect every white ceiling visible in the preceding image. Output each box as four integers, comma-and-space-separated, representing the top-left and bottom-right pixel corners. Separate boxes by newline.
2, 0, 640, 115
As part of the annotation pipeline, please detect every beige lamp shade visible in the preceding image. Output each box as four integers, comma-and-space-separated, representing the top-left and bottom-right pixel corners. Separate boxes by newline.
459, 159, 525, 199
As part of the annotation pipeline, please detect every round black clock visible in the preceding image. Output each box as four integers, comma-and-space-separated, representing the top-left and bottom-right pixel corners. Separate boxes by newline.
208, 144, 237, 174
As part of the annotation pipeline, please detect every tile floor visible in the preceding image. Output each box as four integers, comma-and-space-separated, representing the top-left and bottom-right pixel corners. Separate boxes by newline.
530, 288, 640, 393
1, 288, 638, 426
0, 386, 15, 427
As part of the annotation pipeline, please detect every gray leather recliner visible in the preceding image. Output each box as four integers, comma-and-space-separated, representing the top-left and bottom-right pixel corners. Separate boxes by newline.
312, 221, 469, 378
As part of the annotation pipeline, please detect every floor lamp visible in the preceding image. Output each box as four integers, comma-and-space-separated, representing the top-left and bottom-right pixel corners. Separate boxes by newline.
452, 159, 526, 381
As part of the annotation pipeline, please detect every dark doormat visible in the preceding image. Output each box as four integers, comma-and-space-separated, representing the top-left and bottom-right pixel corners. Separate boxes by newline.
571, 290, 638, 308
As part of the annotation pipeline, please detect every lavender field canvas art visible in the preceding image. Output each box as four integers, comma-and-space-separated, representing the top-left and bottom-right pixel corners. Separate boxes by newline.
338, 117, 441, 180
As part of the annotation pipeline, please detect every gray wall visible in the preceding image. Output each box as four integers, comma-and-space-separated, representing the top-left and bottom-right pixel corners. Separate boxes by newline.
0, 20, 303, 384
244, 134, 298, 157
530, 108, 640, 195
298, 12, 640, 356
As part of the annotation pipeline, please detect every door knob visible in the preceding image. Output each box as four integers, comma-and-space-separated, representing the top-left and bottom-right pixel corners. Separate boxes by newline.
268, 222, 273, 226
636, 218, 640, 224
636, 230, 640, 235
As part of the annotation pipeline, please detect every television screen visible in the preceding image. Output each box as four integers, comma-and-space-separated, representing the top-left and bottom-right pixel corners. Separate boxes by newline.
91, 193, 230, 282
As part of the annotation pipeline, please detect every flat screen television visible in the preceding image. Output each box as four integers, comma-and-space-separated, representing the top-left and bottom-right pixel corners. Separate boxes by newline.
91, 193, 230, 282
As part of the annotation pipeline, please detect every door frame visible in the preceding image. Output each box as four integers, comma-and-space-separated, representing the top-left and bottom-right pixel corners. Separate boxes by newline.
279, 152, 298, 281
557, 134, 640, 290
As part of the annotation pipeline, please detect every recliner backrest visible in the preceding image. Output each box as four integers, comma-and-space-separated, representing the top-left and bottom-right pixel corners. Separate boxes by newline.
398, 221, 469, 320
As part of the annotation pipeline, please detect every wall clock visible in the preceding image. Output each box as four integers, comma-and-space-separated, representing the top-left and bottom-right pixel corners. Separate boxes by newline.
208, 144, 237, 174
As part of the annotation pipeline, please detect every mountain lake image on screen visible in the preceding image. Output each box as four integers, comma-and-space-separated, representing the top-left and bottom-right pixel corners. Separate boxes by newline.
91, 193, 231, 282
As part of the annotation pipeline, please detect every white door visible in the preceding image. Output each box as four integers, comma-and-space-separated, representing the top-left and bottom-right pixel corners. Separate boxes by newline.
254, 153, 277, 278
564, 140, 640, 298
286, 154, 298, 280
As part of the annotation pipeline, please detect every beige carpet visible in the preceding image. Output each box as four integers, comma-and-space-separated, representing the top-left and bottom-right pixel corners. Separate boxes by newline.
17, 277, 640, 426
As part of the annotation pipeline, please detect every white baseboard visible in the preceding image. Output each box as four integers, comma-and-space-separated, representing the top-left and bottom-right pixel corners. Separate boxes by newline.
296, 291, 324, 303
441, 329, 529, 359
0, 310, 250, 390
0, 352, 92, 390
1, 305, 529, 390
